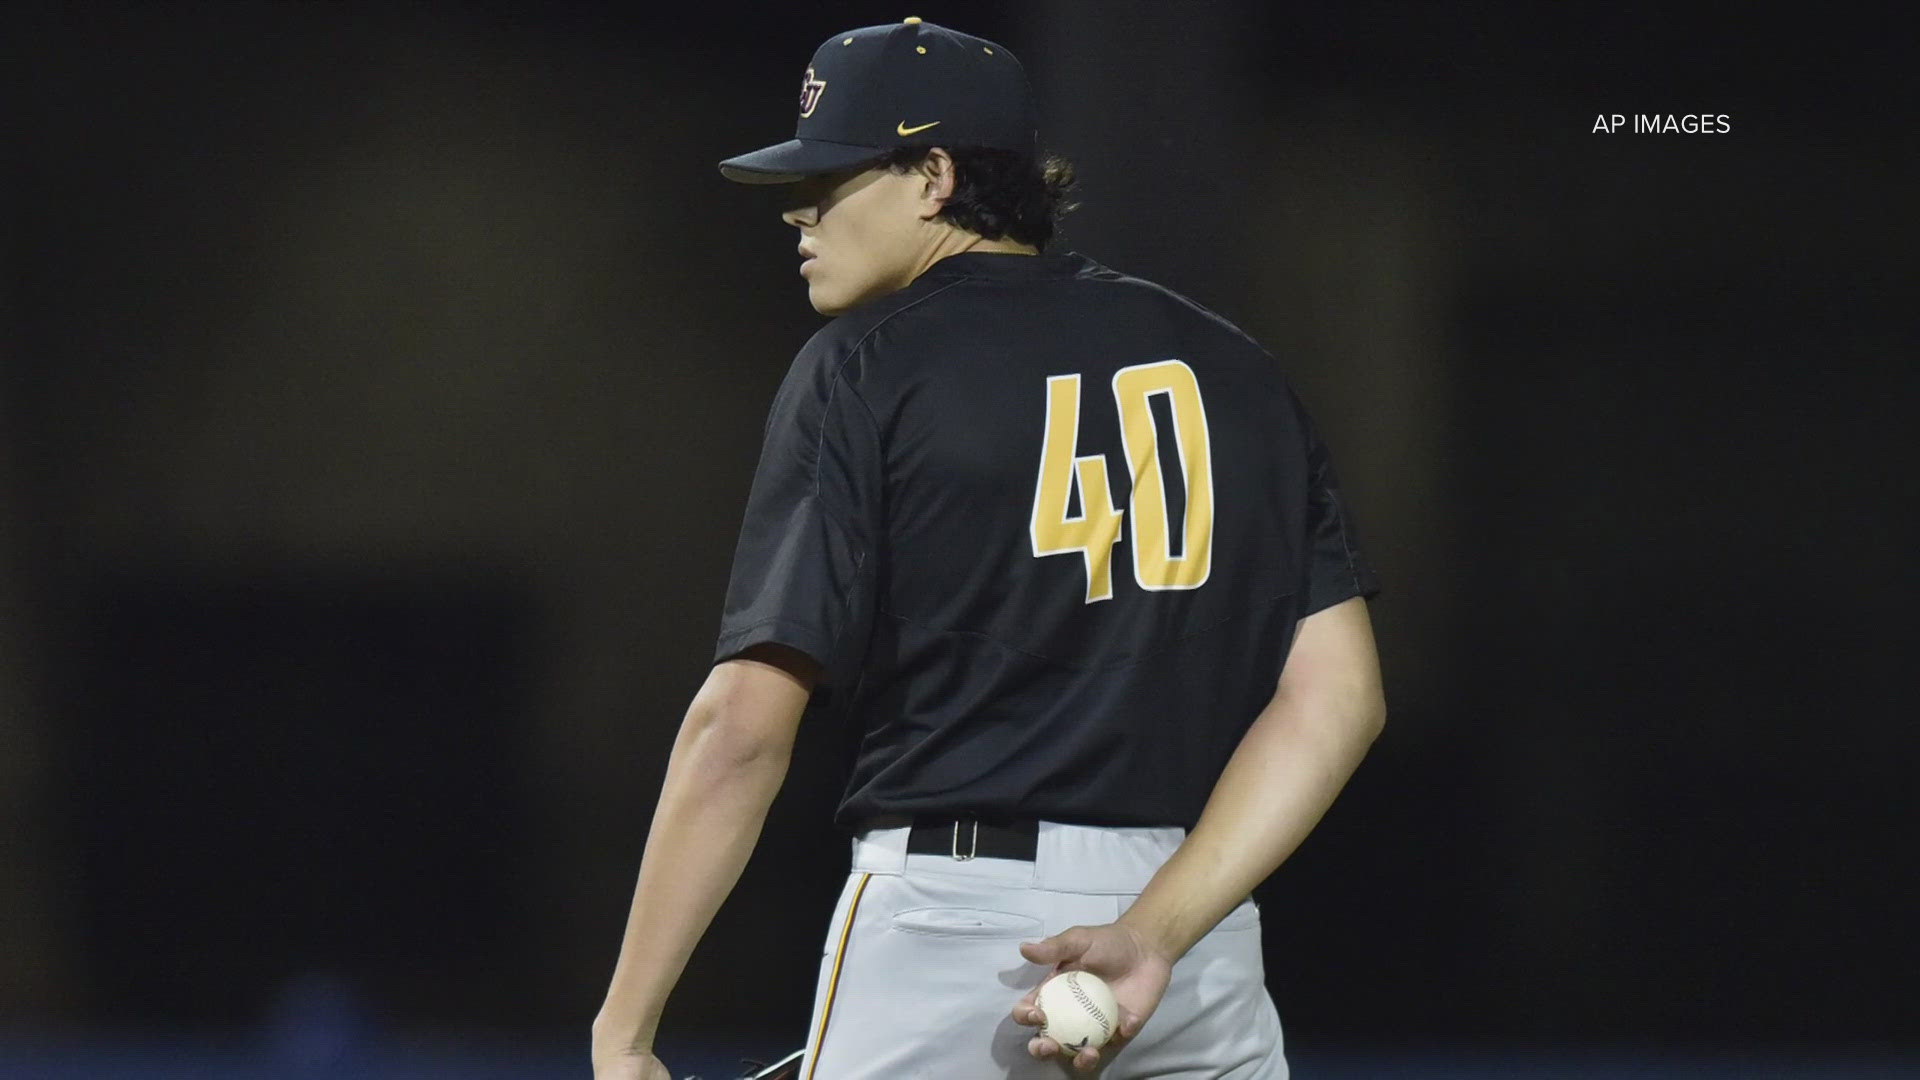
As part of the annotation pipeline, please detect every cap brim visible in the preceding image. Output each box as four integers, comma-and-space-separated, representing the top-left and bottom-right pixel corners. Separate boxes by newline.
718, 138, 887, 184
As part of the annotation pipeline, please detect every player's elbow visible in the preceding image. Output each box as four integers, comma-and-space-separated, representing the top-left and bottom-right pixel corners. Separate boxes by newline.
1276, 674, 1385, 748
678, 699, 798, 775
1318, 678, 1385, 745
677, 652, 813, 774
1353, 684, 1387, 745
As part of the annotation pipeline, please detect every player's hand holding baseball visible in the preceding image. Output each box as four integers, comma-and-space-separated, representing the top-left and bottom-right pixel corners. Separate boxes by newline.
590, 1045, 672, 1080
1013, 922, 1173, 1074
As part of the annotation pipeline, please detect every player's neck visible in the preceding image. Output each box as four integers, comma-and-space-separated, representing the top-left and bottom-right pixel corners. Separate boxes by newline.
908, 229, 1039, 284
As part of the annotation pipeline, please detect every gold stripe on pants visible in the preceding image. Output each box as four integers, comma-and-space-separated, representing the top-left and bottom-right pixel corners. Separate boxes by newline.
804, 871, 872, 1080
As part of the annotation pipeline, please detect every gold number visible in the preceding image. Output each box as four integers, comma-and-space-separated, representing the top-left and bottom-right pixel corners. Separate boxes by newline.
1030, 362, 1214, 602
1112, 359, 1213, 590
1030, 374, 1126, 603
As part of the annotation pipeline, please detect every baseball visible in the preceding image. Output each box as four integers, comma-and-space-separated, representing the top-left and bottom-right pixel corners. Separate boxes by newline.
1035, 970, 1119, 1051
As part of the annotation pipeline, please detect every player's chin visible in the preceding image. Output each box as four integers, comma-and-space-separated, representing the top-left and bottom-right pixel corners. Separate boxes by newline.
804, 281, 852, 317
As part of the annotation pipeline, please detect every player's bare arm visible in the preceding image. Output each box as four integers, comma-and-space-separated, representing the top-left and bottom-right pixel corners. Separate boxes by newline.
1120, 595, 1385, 956
1015, 596, 1385, 1068
591, 643, 819, 1079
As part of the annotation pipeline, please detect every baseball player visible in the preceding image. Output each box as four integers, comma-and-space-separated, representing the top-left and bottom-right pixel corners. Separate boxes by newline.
593, 18, 1385, 1080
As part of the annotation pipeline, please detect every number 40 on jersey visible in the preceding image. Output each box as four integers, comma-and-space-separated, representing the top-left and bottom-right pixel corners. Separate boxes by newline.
1029, 359, 1215, 604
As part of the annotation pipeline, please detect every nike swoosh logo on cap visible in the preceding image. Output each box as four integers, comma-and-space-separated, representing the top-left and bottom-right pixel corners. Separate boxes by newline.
896, 120, 941, 136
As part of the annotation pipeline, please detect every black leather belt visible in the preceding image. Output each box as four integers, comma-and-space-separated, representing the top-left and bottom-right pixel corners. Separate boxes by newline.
862, 814, 1040, 861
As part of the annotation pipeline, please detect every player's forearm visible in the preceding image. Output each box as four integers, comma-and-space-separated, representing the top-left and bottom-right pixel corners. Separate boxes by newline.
591, 712, 794, 1053
1117, 682, 1384, 962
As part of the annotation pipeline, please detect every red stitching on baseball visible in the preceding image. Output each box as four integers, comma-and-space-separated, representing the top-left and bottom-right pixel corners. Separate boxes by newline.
1067, 972, 1111, 1038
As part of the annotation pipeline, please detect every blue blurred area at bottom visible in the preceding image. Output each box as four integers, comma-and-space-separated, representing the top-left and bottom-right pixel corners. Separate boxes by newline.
2, 1035, 1919, 1080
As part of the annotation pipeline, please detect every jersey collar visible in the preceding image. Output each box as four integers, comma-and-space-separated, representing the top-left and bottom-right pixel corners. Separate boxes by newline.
919, 250, 1090, 280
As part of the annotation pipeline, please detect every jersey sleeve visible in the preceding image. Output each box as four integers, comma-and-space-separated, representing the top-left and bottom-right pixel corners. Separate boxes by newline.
712, 342, 881, 686
1300, 413, 1383, 616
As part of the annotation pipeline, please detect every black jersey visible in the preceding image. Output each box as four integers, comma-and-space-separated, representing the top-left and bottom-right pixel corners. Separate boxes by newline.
714, 251, 1380, 831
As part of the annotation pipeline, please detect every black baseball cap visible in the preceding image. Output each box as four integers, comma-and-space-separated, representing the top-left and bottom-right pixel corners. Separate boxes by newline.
719, 17, 1037, 184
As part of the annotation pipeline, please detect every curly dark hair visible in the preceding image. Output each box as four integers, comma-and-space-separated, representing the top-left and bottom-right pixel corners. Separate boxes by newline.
876, 146, 1080, 251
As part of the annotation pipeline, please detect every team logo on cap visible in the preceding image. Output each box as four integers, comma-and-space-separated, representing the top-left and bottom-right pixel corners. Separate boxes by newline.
798, 67, 827, 118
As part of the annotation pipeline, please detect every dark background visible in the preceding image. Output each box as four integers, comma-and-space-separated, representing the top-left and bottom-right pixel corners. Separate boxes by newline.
4, 0, 1913, 1070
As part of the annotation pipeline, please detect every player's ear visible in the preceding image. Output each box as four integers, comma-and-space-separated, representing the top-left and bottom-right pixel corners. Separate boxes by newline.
917, 148, 956, 215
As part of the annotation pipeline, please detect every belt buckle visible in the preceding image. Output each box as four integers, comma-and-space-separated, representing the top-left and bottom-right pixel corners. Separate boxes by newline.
951, 819, 978, 861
